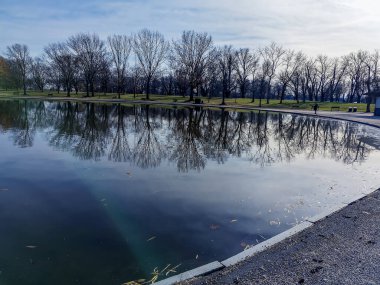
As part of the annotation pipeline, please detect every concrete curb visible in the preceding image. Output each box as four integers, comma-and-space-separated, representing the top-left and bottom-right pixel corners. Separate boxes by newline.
306, 203, 348, 223
154, 261, 224, 285
156, 189, 379, 284
221, 222, 313, 267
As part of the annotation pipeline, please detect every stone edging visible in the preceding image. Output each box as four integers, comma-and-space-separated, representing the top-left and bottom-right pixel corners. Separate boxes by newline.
154, 188, 376, 284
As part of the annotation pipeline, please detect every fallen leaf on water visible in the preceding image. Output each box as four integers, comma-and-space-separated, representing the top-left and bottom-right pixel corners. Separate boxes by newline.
258, 234, 266, 240
100, 198, 106, 202
152, 267, 159, 275
195, 254, 199, 260
230, 219, 238, 223
26, 246, 37, 249
160, 264, 171, 274
126, 172, 132, 176
166, 263, 181, 276
147, 236, 156, 242
269, 220, 281, 226
121, 281, 141, 285
209, 224, 220, 230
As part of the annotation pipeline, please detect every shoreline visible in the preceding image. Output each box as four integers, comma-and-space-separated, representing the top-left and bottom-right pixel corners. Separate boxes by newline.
2, 95, 380, 129
2, 96, 380, 285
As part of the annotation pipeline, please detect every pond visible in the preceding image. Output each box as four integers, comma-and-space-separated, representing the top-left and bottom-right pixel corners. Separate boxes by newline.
0, 99, 379, 285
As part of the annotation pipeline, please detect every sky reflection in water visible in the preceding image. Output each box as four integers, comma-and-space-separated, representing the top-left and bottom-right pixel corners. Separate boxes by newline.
0, 100, 379, 285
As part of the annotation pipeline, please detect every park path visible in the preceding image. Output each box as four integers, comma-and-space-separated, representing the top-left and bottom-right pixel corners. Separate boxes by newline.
180, 190, 380, 285
252, 108, 380, 128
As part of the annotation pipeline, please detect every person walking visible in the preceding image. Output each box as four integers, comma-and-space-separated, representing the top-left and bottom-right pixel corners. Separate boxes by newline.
313, 103, 319, 115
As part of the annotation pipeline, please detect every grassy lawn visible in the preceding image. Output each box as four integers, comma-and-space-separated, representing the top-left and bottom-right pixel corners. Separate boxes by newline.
0, 89, 375, 113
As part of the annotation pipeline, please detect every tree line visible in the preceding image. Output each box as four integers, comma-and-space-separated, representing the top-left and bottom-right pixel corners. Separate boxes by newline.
0, 100, 374, 171
1, 30, 380, 110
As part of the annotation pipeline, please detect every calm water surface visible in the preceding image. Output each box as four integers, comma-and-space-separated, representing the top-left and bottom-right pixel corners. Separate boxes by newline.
0, 100, 379, 285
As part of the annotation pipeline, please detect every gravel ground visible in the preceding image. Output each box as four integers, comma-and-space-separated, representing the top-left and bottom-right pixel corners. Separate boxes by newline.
179, 190, 380, 285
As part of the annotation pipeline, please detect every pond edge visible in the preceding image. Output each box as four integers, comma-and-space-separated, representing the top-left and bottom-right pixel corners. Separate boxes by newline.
2, 96, 379, 284
155, 187, 378, 285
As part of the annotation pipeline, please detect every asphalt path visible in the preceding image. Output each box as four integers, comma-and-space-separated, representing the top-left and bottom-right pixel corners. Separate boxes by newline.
180, 190, 380, 285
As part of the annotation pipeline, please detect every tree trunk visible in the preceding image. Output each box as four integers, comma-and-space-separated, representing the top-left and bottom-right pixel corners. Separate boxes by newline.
23, 76, 26, 95
366, 96, 372, 113
189, 87, 194, 101
279, 84, 286, 104
146, 77, 151, 100
240, 83, 245, 99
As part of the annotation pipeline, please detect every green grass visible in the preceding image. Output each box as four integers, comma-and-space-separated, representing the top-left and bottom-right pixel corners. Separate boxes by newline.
0, 89, 375, 113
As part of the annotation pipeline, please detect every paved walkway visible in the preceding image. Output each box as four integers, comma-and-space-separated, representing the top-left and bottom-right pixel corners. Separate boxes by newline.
255, 108, 380, 128
180, 190, 380, 285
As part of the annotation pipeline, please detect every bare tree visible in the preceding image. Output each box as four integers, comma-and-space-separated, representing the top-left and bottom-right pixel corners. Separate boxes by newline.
108, 35, 132, 98
98, 54, 112, 95
217, 45, 236, 105
315, 55, 332, 102
6, 43, 31, 95
303, 58, 319, 101
278, 50, 305, 103
288, 52, 307, 103
46, 65, 62, 93
171, 31, 214, 101
249, 51, 261, 103
133, 29, 168, 100
346, 51, 366, 103
31, 57, 48, 92
259, 42, 285, 104
68, 33, 107, 97
235, 48, 258, 99
363, 50, 380, 112
45, 43, 76, 97
326, 56, 348, 102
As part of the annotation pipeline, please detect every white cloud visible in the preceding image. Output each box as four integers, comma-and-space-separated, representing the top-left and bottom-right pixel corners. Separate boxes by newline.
1, 0, 380, 57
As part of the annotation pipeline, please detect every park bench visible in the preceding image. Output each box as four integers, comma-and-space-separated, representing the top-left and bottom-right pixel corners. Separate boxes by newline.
47, 93, 53, 97
348, 107, 357, 112
330, 106, 340, 111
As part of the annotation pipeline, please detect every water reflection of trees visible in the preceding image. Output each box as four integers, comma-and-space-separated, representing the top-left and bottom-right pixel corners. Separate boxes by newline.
0, 100, 377, 171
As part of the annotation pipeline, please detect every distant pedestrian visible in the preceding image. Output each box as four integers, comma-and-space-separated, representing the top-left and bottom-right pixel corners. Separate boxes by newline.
313, 103, 319, 115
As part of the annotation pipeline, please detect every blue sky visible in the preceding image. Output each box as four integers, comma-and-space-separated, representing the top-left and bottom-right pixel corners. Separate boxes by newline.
1, 0, 380, 57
